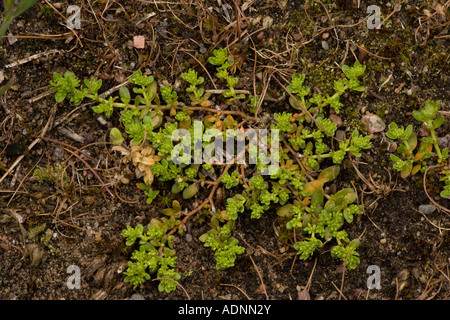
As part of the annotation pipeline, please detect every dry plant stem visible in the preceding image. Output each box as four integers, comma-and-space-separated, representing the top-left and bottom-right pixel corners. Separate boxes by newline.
248, 254, 269, 300
413, 207, 450, 233
302, 258, 317, 298
219, 283, 251, 300
60, 146, 114, 198
179, 164, 233, 227
423, 164, 450, 216
0, 106, 57, 186
6, 154, 44, 206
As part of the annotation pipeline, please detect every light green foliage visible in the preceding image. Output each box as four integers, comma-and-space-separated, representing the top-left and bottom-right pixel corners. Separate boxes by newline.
48, 54, 374, 291
272, 112, 294, 132
294, 237, 323, 260
200, 221, 245, 270
122, 218, 180, 291
181, 68, 206, 104
225, 194, 246, 220
152, 159, 181, 181
412, 100, 448, 163
50, 72, 103, 106
27, 223, 47, 241
33, 163, 69, 186
175, 111, 189, 122
440, 171, 450, 198
160, 86, 178, 107
138, 183, 160, 204
129, 70, 154, 87
285, 186, 363, 269
287, 61, 366, 114
110, 127, 124, 145
287, 74, 310, 99
349, 130, 372, 157
248, 95, 260, 113
249, 175, 266, 190
208, 48, 244, 101
387, 100, 448, 186
331, 239, 360, 270
386, 122, 413, 142
222, 171, 241, 189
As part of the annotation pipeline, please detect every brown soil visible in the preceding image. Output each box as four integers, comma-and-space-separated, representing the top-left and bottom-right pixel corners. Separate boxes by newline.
0, 0, 449, 300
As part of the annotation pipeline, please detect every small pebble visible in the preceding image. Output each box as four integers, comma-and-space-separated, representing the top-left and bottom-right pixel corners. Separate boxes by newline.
185, 234, 193, 242
362, 113, 386, 134
262, 16, 274, 29
329, 114, 343, 127
418, 204, 436, 214
133, 36, 146, 49
321, 41, 329, 50
7, 33, 17, 45
380, 238, 387, 244
335, 130, 346, 141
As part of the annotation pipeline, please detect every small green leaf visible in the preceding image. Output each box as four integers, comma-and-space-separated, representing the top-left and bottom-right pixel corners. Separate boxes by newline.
119, 86, 131, 105
110, 128, 124, 145
432, 115, 445, 130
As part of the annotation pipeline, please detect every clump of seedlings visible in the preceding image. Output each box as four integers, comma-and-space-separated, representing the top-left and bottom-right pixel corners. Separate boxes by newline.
386, 100, 449, 197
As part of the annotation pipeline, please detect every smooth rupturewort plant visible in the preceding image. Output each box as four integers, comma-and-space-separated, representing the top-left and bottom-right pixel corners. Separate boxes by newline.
50, 48, 371, 292
386, 100, 449, 197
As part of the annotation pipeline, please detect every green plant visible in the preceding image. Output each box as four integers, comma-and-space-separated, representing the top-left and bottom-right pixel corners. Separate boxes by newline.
0, 0, 38, 95
287, 61, 366, 114
222, 171, 241, 189
181, 68, 211, 106
412, 100, 448, 164
386, 100, 448, 181
50, 54, 371, 290
199, 220, 245, 270
0, 0, 37, 42
440, 170, 450, 198
208, 48, 245, 102
122, 215, 181, 292
33, 162, 70, 187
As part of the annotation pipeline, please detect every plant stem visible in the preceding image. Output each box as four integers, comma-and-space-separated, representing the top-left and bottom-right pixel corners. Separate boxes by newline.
429, 127, 443, 162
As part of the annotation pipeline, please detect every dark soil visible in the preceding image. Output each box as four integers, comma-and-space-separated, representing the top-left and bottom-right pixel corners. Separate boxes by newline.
0, 0, 449, 300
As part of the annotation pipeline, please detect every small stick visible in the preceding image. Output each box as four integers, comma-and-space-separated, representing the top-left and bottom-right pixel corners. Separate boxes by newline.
0, 106, 56, 186
59, 146, 115, 198
219, 283, 251, 300
248, 254, 269, 300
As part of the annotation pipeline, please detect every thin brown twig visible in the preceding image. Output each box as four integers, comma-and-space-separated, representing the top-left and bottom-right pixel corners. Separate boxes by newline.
248, 254, 269, 300
0, 106, 57, 186
220, 283, 251, 300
